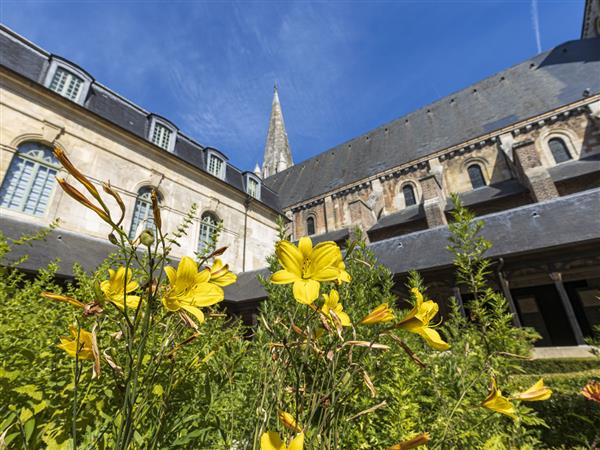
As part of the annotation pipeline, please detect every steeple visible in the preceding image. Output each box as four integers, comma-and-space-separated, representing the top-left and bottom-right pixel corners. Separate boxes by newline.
262, 85, 293, 178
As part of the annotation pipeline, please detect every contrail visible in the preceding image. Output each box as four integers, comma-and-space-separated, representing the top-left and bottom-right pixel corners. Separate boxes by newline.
531, 0, 542, 53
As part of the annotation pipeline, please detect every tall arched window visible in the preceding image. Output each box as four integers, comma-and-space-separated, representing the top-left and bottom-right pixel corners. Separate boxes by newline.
198, 212, 220, 252
402, 184, 416, 207
129, 187, 156, 239
548, 137, 572, 164
0, 142, 60, 216
306, 216, 315, 235
467, 164, 486, 189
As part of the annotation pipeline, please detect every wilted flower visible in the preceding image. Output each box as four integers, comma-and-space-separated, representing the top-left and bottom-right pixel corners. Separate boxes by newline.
387, 432, 430, 449
396, 288, 449, 351
481, 377, 516, 419
100, 267, 141, 311
57, 325, 95, 360
41, 292, 85, 309
582, 380, 600, 404
321, 289, 351, 327
512, 378, 552, 401
271, 237, 349, 304
260, 431, 304, 450
208, 258, 237, 287
360, 303, 395, 325
162, 256, 224, 324
278, 411, 302, 432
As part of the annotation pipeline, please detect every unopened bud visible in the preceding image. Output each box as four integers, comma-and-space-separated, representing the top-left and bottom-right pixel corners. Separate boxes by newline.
140, 229, 155, 247
108, 233, 119, 245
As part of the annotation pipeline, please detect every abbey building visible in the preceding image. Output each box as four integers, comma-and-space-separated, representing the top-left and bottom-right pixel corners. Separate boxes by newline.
1, 1, 600, 350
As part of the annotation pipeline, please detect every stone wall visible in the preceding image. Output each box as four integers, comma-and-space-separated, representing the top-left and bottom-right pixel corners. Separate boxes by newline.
0, 72, 280, 272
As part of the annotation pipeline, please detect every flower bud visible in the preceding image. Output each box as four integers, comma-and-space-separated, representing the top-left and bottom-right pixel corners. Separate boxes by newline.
140, 229, 155, 247
108, 233, 119, 245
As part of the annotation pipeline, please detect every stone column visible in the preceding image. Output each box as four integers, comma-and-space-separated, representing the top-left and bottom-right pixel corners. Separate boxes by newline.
419, 174, 447, 228
497, 270, 522, 327
347, 199, 375, 240
512, 139, 559, 202
549, 272, 585, 345
323, 195, 335, 233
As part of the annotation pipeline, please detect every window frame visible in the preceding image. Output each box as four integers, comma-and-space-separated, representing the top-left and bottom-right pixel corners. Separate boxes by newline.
198, 212, 220, 253
0, 142, 60, 217
206, 150, 226, 180
467, 163, 487, 190
148, 116, 177, 152
547, 137, 573, 165
402, 183, 417, 207
245, 173, 261, 200
306, 216, 316, 236
128, 187, 159, 240
43, 57, 93, 105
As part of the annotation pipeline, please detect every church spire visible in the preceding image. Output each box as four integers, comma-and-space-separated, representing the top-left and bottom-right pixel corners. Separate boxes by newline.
262, 84, 293, 178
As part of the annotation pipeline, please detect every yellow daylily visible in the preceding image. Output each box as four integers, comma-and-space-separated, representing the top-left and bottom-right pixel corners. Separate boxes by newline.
321, 289, 351, 327
278, 411, 302, 432
396, 288, 449, 351
57, 325, 95, 360
271, 237, 349, 304
360, 303, 395, 325
512, 378, 552, 401
260, 431, 304, 450
336, 259, 351, 284
162, 256, 224, 324
208, 258, 237, 287
481, 377, 517, 419
100, 267, 141, 311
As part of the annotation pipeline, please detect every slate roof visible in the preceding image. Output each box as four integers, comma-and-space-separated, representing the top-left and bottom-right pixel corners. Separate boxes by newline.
265, 37, 600, 208
0, 25, 281, 213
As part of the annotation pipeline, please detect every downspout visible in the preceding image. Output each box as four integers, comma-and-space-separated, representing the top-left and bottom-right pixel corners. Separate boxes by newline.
242, 195, 251, 272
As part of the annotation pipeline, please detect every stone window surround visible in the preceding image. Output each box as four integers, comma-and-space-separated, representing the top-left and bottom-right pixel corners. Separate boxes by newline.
397, 179, 421, 209
536, 128, 580, 168
461, 157, 490, 190
244, 173, 261, 200
148, 115, 177, 153
305, 213, 316, 236
197, 210, 221, 252
43, 57, 93, 106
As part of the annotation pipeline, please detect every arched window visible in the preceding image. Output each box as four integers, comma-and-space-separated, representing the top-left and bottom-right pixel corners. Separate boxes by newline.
0, 142, 60, 216
467, 164, 486, 189
129, 187, 156, 239
306, 216, 315, 235
198, 212, 220, 252
402, 184, 416, 207
548, 137, 572, 164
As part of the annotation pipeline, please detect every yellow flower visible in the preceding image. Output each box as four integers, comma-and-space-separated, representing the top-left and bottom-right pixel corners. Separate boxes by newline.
100, 267, 141, 311
260, 431, 304, 450
271, 237, 349, 304
336, 259, 351, 284
582, 380, 600, 404
278, 411, 302, 432
359, 303, 395, 325
57, 325, 95, 360
162, 256, 224, 324
321, 289, 351, 327
396, 288, 449, 351
208, 258, 237, 287
387, 432, 430, 449
482, 377, 517, 419
512, 378, 552, 401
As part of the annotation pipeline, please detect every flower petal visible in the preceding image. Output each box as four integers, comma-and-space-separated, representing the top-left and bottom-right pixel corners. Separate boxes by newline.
288, 432, 305, 450
189, 283, 224, 307
180, 304, 205, 324
195, 267, 211, 284
276, 241, 303, 278
271, 270, 301, 284
260, 431, 284, 450
298, 237, 313, 258
293, 279, 320, 304
414, 326, 450, 351
176, 257, 199, 289
164, 266, 177, 286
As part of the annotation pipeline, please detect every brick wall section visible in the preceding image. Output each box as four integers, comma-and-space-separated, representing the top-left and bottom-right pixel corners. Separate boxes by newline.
513, 139, 559, 202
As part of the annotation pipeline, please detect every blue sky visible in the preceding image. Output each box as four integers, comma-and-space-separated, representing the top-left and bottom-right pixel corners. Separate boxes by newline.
1, 1, 584, 171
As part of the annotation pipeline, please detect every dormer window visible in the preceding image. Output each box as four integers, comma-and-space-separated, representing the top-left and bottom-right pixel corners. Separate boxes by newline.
245, 174, 261, 199
43, 58, 93, 105
148, 116, 176, 152
207, 152, 225, 179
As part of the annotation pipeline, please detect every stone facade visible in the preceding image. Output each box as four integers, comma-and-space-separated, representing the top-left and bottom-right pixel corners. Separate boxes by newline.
0, 65, 280, 273
277, 100, 600, 242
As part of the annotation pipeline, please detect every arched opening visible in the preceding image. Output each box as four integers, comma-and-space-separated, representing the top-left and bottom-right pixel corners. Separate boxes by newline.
306, 216, 315, 236
0, 141, 59, 216
402, 184, 416, 207
129, 187, 157, 239
467, 164, 486, 190
198, 212, 220, 252
548, 137, 572, 164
